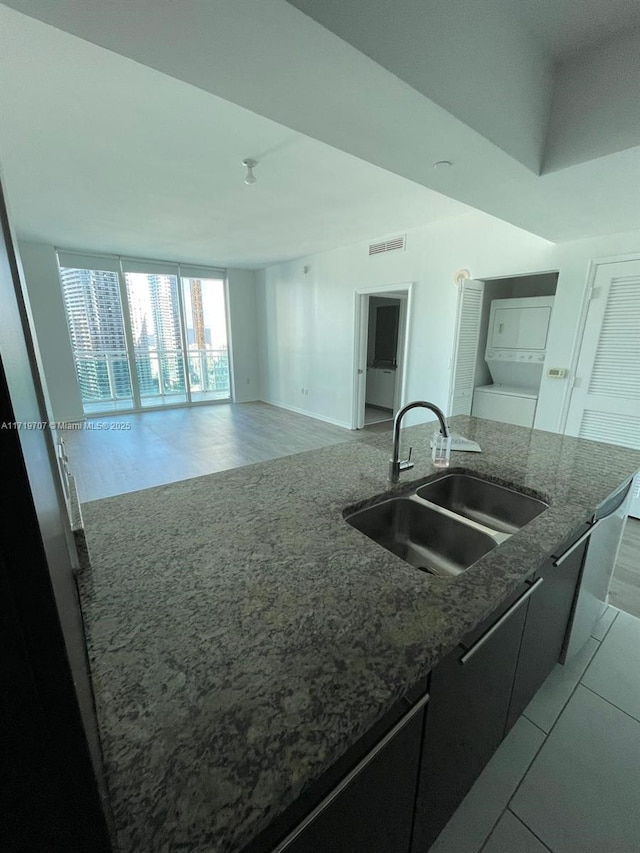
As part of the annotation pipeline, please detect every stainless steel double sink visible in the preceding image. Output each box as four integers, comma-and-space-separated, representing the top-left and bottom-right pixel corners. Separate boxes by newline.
345, 473, 548, 579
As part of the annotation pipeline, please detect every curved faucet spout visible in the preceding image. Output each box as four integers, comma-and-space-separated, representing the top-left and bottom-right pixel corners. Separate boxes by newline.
389, 400, 449, 483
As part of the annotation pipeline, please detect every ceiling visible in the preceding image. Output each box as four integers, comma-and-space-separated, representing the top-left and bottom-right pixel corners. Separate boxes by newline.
0, 0, 638, 268
0, 5, 470, 268
513, 0, 640, 58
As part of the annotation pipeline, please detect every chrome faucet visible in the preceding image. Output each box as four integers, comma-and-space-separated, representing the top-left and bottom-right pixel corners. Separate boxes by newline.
389, 401, 449, 483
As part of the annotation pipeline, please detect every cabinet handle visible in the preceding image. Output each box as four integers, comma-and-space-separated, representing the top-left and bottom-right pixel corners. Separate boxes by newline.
551, 519, 601, 567
270, 691, 430, 852
459, 578, 544, 666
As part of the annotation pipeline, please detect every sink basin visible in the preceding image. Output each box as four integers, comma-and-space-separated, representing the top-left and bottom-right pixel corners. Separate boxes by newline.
345, 497, 497, 577
416, 473, 547, 535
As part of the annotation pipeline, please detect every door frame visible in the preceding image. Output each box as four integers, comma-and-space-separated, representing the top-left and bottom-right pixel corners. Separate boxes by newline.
558, 252, 640, 434
352, 282, 413, 430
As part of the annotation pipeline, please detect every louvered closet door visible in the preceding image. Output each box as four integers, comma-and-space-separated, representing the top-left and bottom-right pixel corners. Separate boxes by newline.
565, 260, 640, 451
449, 280, 484, 416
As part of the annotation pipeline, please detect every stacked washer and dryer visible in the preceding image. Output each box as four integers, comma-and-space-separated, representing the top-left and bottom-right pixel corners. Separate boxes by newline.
472, 295, 554, 428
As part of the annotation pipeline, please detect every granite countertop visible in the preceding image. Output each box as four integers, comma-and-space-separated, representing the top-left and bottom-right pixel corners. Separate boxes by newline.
77, 416, 640, 853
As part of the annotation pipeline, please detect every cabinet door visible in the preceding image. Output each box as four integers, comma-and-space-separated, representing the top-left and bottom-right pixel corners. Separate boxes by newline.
365, 368, 379, 405
377, 369, 396, 408
280, 702, 426, 853
507, 540, 587, 730
412, 583, 531, 852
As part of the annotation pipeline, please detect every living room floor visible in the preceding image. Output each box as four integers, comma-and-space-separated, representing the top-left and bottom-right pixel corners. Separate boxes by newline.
62, 401, 371, 503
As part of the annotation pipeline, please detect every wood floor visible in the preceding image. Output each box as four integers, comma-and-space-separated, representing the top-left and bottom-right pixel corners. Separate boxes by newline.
63, 401, 388, 503
610, 517, 640, 619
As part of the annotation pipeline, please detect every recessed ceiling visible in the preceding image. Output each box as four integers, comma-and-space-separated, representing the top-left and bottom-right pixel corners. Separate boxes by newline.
1, 0, 639, 257
0, 5, 470, 268
515, 0, 640, 59
286, 0, 640, 174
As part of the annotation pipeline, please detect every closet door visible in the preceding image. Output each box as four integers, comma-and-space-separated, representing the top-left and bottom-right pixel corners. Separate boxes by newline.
565, 260, 640, 451
449, 280, 484, 416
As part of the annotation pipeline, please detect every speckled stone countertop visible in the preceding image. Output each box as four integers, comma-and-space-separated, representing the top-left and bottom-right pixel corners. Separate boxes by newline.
77, 416, 640, 853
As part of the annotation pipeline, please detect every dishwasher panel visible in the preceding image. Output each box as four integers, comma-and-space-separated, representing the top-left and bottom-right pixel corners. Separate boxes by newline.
562, 479, 632, 663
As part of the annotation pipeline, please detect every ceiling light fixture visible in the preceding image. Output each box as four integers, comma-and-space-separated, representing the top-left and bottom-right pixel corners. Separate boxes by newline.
433, 160, 452, 170
243, 158, 257, 184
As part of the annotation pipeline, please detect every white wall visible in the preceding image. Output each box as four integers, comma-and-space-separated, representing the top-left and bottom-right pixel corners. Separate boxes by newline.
257, 211, 640, 433
18, 240, 84, 422
227, 268, 260, 403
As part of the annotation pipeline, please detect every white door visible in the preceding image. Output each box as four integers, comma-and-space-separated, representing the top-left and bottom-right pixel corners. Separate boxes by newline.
449, 279, 484, 416
353, 286, 412, 429
565, 260, 640, 489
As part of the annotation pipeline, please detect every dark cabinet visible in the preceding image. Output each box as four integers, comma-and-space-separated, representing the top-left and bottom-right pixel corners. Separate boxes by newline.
413, 536, 587, 851
247, 523, 595, 853
507, 538, 587, 730
411, 582, 533, 852
281, 698, 426, 853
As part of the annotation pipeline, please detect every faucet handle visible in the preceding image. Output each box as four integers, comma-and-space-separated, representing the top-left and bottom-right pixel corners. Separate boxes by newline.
399, 446, 414, 471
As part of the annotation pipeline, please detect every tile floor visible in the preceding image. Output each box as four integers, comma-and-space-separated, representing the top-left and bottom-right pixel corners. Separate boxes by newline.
427, 605, 640, 853
364, 404, 393, 425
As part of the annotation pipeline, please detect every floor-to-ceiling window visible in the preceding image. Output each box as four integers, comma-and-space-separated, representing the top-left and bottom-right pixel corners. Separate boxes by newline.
181, 275, 230, 403
58, 252, 231, 415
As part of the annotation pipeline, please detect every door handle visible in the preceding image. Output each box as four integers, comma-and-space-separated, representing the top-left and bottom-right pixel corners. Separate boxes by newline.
551, 519, 600, 566
270, 690, 430, 851
458, 578, 543, 665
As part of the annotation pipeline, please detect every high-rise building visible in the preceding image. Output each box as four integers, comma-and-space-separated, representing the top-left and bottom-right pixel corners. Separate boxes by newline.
148, 275, 185, 392
60, 267, 131, 401
190, 279, 206, 350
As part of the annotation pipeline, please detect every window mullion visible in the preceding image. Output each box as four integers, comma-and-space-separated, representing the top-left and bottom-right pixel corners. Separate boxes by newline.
223, 276, 235, 403
117, 260, 142, 411
176, 264, 192, 404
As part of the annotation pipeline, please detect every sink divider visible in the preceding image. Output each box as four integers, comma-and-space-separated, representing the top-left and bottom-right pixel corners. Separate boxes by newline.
400, 491, 511, 545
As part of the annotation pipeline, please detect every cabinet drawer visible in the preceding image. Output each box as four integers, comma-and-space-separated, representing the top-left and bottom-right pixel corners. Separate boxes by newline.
412, 582, 532, 852
279, 699, 426, 853
507, 540, 587, 730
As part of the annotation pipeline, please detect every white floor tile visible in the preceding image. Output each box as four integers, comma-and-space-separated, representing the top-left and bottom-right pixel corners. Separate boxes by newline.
511, 685, 640, 853
481, 811, 550, 853
523, 637, 599, 733
581, 609, 640, 721
590, 604, 618, 641
428, 717, 545, 853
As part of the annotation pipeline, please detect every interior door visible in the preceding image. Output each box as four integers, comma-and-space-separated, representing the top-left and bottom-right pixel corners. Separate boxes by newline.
565, 260, 640, 455
449, 279, 484, 416
354, 289, 409, 429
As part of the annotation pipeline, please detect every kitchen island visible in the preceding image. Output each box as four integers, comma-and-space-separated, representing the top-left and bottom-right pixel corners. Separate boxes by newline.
77, 415, 640, 853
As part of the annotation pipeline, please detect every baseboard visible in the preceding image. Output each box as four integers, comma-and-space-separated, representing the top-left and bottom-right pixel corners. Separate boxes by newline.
260, 398, 352, 430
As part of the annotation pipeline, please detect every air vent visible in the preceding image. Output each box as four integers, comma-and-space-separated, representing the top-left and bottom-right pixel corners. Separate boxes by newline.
369, 235, 406, 256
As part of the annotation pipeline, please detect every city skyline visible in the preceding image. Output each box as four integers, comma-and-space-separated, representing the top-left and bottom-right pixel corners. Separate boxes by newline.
60, 265, 230, 411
